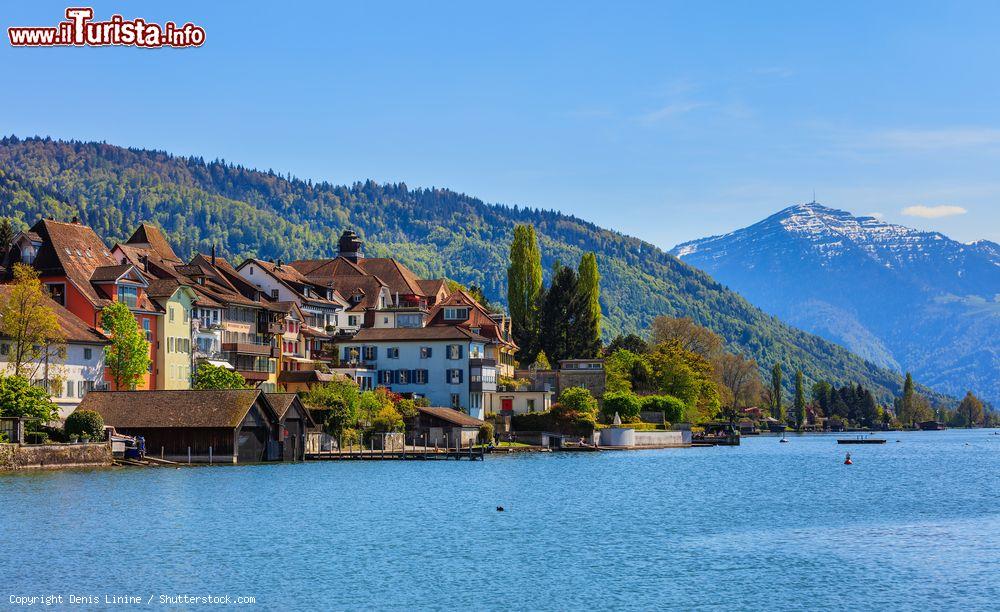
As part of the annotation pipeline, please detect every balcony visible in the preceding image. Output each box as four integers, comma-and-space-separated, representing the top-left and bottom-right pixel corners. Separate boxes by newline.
222, 342, 274, 356
236, 369, 271, 382
264, 322, 285, 335
469, 358, 496, 368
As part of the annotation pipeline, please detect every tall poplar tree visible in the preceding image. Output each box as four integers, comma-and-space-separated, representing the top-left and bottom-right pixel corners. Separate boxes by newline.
899, 372, 916, 424
507, 224, 543, 364
576, 252, 602, 351
794, 370, 806, 429
770, 362, 783, 422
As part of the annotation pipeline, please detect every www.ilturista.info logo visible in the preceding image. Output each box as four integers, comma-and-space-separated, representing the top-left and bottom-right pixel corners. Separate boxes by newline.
8, 7, 205, 48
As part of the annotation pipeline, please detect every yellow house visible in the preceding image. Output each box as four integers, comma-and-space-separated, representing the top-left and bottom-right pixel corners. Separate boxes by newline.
147, 280, 198, 390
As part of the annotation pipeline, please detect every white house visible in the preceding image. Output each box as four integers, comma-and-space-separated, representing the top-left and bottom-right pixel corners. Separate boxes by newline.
0, 286, 108, 421
337, 326, 497, 419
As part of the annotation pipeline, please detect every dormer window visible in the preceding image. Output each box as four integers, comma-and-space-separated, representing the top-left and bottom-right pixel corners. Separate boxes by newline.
117, 285, 138, 308
303, 287, 310, 298
444, 307, 469, 320
21, 246, 36, 264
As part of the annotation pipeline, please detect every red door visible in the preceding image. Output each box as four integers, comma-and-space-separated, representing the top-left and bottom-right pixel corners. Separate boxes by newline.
501, 398, 513, 413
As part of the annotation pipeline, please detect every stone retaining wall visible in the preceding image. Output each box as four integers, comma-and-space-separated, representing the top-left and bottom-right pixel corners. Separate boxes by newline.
0, 442, 113, 471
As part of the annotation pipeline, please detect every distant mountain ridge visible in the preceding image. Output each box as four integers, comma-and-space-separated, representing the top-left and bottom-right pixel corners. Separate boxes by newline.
672, 203, 1000, 401
0, 137, 950, 403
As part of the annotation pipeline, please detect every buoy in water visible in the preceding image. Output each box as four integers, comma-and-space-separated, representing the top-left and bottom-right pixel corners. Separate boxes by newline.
844, 452, 853, 465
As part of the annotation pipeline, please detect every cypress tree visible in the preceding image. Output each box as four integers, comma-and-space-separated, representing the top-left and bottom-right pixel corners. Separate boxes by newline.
770, 362, 783, 422
794, 370, 806, 429
507, 224, 543, 364
576, 252, 602, 342
900, 372, 915, 425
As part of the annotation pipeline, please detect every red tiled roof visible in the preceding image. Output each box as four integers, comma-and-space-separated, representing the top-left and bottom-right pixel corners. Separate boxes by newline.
350, 326, 489, 343
125, 223, 180, 262
0, 285, 108, 345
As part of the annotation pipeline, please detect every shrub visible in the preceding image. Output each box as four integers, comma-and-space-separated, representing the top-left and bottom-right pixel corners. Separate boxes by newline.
558, 387, 598, 415
339, 427, 361, 448
65, 410, 105, 441
24, 431, 49, 445
370, 405, 404, 432
641, 395, 686, 423
478, 421, 495, 444
601, 391, 642, 422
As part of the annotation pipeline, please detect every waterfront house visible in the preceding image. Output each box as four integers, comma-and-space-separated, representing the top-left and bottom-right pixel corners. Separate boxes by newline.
288, 230, 450, 321
75, 389, 283, 463
263, 393, 315, 461
6, 218, 161, 390
237, 258, 350, 364
0, 286, 108, 421
426, 289, 517, 378
484, 386, 553, 417
405, 405, 485, 449
337, 326, 497, 419
516, 358, 607, 398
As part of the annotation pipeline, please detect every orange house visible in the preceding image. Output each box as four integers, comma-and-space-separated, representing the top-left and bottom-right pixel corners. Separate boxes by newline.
7, 218, 161, 390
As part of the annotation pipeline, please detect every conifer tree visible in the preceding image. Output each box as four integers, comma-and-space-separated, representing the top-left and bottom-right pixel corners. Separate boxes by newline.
794, 370, 806, 429
770, 362, 783, 421
539, 262, 577, 363
576, 252, 602, 348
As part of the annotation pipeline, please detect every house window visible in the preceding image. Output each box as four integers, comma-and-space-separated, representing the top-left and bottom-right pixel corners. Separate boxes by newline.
397, 370, 409, 384
271, 289, 279, 300
45, 283, 66, 306
397, 314, 422, 328
363, 346, 377, 361
444, 307, 469, 320
447, 369, 463, 384
21, 246, 36, 264
450, 393, 461, 408
387, 347, 399, 359
527, 399, 536, 412
66, 380, 74, 398
142, 319, 152, 342
420, 346, 432, 359
168, 337, 175, 353
348, 315, 358, 326
470, 327, 480, 335
169, 307, 175, 323
414, 369, 428, 384
446, 344, 463, 360
0, 343, 8, 356
117, 285, 138, 308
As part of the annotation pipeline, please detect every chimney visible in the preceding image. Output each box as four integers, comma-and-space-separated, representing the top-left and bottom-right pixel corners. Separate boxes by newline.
276, 258, 282, 270
71, 216, 79, 224
139, 254, 148, 273
211, 245, 216, 266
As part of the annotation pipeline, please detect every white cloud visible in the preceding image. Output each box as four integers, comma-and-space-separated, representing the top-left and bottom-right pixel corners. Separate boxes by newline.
901, 205, 968, 219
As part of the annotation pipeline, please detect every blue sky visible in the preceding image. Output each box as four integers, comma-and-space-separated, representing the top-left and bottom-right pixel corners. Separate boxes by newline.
2, 1, 999, 247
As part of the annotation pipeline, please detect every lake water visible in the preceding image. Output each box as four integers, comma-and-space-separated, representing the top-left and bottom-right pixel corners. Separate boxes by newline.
2, 429, 998, 610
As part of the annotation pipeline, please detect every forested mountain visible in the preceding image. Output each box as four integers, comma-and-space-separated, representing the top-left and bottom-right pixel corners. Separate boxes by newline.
672, 203, 999, 402
0, 137, 942, 403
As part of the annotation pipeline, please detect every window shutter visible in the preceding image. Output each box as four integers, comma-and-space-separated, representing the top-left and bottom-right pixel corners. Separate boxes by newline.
458, 345, 464, 358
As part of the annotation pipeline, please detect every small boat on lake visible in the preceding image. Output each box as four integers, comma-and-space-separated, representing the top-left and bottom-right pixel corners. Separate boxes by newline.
837, 435, 886, 445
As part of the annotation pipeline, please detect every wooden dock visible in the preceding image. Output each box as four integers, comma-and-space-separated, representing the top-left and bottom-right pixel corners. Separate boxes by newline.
306, 447, 486, 461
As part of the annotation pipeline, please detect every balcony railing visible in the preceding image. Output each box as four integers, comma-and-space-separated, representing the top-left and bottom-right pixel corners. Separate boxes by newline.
221, 342, 274, 356
236, 369, 271, 382
469, 358, 496, 368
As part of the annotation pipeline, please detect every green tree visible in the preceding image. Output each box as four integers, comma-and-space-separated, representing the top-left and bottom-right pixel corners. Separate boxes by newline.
539, 262, 578, 363
371, 405, 404, 432
101, 302, 151, 390
64, 409, 105, 440
956, 391, 985, 428
0, 264, 65, 380
507, 224, 543, 364
601, 390, 642, 423
0, 217, 15, 261
193, 362, 247, 390
770, 363, 783, 422
794, 370, 807, 429
557, 386, 599, 416
575, 252, 602, 356
0, 374, 58, 428
605, 333, 648, 356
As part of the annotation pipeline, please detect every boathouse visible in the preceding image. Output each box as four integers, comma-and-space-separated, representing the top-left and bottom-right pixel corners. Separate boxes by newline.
264, 393, 315, 461
74, 390, 278, 463
405, 406, 484, 448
